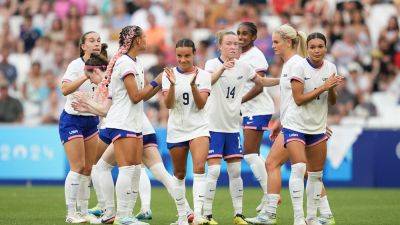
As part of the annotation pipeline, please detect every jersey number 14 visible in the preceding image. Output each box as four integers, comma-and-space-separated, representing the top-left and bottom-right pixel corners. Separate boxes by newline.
226, 86, 236, 99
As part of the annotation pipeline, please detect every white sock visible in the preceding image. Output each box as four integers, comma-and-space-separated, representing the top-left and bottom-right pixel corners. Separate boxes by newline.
139, 167, 151, 213
149, 163, 192, 213
115, 166, 135, 218
265, 194, 280, 215
289, 163, 306, 220
150, 163, 174, 194
173, 176, 186, 220
65, 171, 80, 216
91, 164, 105, 209
193, 173, 206, 219
130, 165, 141, 212
97, 159, 115, 214
319, 195, 333, 216
306, 171, 323, 220
77, 175, 91, 215
203, 165, 220, 216
227, 162, 244, 216
244, 154, 268, 194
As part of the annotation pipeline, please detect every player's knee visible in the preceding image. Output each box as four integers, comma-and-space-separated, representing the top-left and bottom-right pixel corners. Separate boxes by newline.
266, 156, 278, 173
227, 162, 241, 179
193, 162, 205, 174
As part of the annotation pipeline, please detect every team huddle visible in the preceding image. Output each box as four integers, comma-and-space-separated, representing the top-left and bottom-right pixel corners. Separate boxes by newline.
59, 22, 343, 225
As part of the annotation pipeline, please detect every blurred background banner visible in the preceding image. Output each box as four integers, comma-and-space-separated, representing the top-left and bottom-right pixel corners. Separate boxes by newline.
0, 126, 65, 180
1, 126, 399, 187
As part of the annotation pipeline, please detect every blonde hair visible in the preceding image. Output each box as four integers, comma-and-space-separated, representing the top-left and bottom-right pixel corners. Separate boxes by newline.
274, 24, 307, 57
216, 30, 236, 45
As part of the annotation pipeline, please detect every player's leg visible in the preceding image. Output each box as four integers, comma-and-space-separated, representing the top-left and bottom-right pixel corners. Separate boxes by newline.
189, 136, 210, 224
305, 135, 328, 225
169, 143, 190, 225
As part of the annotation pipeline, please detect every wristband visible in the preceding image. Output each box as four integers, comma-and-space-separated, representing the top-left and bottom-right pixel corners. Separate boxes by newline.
150, 80, 159, 88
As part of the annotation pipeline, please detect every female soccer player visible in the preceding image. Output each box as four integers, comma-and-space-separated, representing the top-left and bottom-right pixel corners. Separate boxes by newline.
247, 27, 341, 225
162, 38, 211, 225
282, 32, 342, 225
59, 31, 106, 224
72, 94, 195, 224
202, 30, 279, 225
237, 21, 275, 210
98, 25, 156, 225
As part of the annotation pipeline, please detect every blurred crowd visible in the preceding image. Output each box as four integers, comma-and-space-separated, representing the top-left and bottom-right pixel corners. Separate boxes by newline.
0, 0, 399, 127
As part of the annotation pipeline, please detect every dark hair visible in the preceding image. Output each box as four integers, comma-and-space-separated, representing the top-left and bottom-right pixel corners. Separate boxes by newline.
79, 31, 96, 57
175, 38, 196, 53
100, 43, 108, 59
85, 44, 108, 72
239, 22, 258, 36
100, 26, 143, 91
85, 53, 108, 72
119, 25, 143, 49
307, 32, 327, 46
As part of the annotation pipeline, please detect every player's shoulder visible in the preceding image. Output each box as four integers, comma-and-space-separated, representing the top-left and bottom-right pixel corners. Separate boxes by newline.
68, 57, 85, 68
323, 59, 337, 70
205, 58, 221, 70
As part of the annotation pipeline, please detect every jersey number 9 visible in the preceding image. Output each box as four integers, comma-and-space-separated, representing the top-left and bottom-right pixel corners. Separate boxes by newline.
183, 92, 189, 105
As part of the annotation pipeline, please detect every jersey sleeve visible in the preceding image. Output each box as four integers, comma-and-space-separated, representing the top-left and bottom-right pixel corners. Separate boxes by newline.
118, 60, 137, 80
244, 62, 256, 81
161, 72, 170, 94
204, 60, 217, 73
289, 62, 305, 83
197, 71, 211, 93
62, 61, 80, 83
251, 55, 269, 75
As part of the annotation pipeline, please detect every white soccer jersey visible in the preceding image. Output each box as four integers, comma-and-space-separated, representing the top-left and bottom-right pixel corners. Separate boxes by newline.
239, 46, 274, 116
279, 54, 304, 125
62, 57, 97, 116
205, 57, 256, 133
162, 67, 211, 143
283, 58, 338, 134
104, 55, 144, 133
142, 112, 155, 135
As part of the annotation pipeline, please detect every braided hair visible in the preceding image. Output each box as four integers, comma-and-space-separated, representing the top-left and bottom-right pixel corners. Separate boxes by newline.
97, 26, 143, 100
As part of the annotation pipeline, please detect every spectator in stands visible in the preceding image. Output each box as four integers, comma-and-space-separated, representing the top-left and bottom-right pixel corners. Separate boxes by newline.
109, 0, 131, 40
22, 61, 45, 103
254, 22, 274, 64
41, 70, 62, 124
33, 0, 56, 35
64, 6, 82, 42
0, 74, 23, 123
31, 36, 56, 74
145, 12, 167, 52
48, 18, 64, 42
331, 28, 363, 67
0, 21, 18, 52
19, 14, 42, 53
0, 47, 18, 89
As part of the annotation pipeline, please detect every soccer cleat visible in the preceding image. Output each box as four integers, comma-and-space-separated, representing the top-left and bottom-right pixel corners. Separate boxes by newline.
65, 212, 87, 223
100, 212, 115, 224
293, 218, 307, 225
245, 211, 277, 225
82, 213, 102, 224
306, 218, 322, 225
113, 216, 149, 225
186, 211, 194, 224
88, 204, 105, 217
135, 209, 152, 220
318, 215, 335, 225
205, 215, 218, 225
193, 215, 210, 225
233, 214, 248, 225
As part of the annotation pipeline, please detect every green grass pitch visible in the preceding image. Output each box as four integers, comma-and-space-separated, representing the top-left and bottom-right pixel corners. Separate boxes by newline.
0, 186, 399, 225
